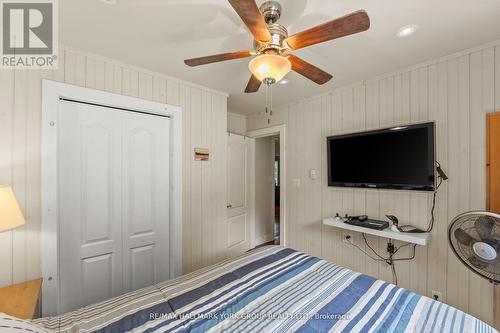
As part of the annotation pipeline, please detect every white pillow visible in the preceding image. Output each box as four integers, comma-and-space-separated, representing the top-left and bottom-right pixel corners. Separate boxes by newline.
0, 313, 48, 333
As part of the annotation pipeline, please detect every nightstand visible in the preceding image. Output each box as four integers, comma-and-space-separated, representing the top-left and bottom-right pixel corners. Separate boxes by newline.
0, 278, 43, 319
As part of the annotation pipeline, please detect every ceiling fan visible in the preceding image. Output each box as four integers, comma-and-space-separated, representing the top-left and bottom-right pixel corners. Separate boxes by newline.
184, 0, 370, 93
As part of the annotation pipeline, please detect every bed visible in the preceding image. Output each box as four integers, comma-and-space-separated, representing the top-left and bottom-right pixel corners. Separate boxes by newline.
31, 246, 496, 333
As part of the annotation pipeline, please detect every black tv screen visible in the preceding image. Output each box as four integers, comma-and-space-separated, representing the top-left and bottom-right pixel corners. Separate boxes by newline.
327, 123, 435, 191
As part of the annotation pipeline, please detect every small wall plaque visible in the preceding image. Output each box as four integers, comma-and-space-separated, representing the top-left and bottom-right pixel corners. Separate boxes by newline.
194, 148, 209, 161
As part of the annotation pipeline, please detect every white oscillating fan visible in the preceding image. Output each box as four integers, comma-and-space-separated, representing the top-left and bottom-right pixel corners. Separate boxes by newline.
448, 211, 500, 284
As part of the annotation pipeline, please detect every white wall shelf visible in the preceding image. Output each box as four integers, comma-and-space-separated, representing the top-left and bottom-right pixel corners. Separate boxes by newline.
322, 217, 431, 246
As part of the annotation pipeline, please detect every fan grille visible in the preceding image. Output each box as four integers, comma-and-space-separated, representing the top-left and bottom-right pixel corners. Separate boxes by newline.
449, 211, 500, 284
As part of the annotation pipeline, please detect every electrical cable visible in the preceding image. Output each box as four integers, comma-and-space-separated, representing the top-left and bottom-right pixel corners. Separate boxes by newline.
388, 164, 445, 233
346, 237, 386, 262
362, 234, 387, 260
346, 234, 418, 285
426, 176, 442, 232
345, 162, 448, 284
392, 244, 417, 262
426, 162, 445, 232
391, 261, 398, 285
393, 242, 412, 255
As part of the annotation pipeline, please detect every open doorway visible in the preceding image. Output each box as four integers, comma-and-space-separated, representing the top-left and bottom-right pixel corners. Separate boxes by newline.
248, 125, 286, 249
273, 137, 280, 244
253, 136, 279, 247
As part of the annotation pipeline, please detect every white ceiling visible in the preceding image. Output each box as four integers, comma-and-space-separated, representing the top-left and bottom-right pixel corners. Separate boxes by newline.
61, 0, 500, 115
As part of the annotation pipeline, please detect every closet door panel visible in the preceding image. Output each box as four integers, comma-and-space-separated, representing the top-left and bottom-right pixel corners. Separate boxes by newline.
122, 112, 171, 292
130, 245, 155, 290
81, 253, 114, 307
58, 101, 123, 313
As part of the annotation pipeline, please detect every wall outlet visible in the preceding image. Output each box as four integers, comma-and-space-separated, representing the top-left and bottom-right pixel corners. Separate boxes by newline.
342, 232, 352, 244
431, 290, 443, 301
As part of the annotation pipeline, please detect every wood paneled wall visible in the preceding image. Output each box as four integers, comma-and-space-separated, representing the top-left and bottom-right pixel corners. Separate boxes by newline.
248, 41, 500, 325
0, 46, 228, 288
228, 112, 247, 135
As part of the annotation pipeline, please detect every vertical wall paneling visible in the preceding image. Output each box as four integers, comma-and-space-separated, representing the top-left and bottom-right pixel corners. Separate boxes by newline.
12, 70, 28, 284
201, 91, 211, 265
227, 112, 247, 135
0, 46, 228, 289
0, 70, 15, 285
247, 41, 500, 325
26, 70, 43, 281
190, 87, 202, 271
180, 85, 191, 273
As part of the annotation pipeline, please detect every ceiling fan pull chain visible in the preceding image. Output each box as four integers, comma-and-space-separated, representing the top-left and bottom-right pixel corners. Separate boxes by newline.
265, 83, 268, 114
270, 84, 273, 117
268, 84, 271, 124
264, 83, 270, 124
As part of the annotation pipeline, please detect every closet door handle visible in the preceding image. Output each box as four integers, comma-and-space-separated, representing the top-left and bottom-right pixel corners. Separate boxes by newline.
227, 204, 233, 209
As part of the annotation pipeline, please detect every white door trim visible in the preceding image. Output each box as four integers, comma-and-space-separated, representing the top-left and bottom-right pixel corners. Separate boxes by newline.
41, 80, 183, 316
246, 125, 286, 247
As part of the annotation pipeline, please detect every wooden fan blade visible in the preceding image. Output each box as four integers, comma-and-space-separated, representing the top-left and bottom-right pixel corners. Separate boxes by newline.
184, 51, 252, 67
228, 0, 272, 42
245, 74, 262, 93
288, 55, 332, 85
285, 10, 370, 50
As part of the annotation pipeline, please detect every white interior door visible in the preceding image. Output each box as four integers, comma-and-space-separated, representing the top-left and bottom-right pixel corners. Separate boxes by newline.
58, 100, 171, 313
227, 134, 251, 257
122, 112, 170, 292
254, 136, 275, 246
58, 101, 124, 313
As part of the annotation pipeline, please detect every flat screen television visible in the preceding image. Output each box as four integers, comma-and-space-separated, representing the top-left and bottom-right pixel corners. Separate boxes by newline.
327, 122, 435, 191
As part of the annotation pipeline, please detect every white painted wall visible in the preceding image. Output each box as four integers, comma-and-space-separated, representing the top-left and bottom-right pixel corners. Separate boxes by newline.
228, 112, 247, 135
247, 40, 500, 325
253, 137, 275, 246
0, 45, 228, 288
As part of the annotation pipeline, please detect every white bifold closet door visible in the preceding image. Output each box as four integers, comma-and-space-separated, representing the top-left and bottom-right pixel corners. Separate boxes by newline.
58, 100, 170, 313
121, 111, 170, 292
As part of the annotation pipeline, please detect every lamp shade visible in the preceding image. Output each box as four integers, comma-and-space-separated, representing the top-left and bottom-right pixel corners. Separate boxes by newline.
0, 185, 25, 233
248, 54, 291, 83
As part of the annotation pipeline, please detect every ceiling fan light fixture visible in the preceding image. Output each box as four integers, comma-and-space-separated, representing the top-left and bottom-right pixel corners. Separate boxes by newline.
248, 54, 291, 83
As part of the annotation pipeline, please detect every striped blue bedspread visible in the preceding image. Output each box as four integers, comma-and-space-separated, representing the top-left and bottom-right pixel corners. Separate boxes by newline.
34, 246, 496, 333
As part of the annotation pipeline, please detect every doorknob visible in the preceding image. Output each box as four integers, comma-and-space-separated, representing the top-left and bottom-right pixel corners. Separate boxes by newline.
227, 204, 233, 208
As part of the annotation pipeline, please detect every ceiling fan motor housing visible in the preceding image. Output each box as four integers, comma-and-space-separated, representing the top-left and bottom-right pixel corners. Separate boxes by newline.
260, 1, 282, 24
252, 1, 289, 55
254, 23, 288, 54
